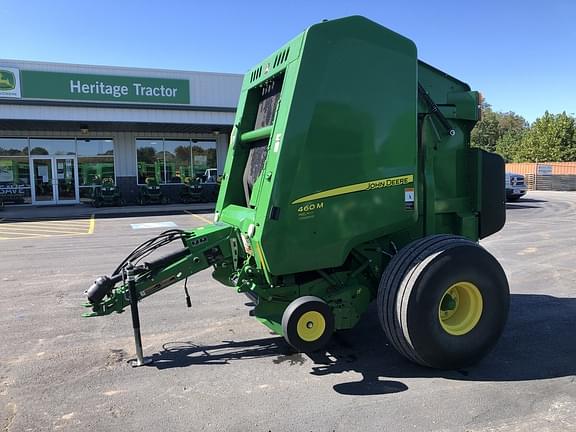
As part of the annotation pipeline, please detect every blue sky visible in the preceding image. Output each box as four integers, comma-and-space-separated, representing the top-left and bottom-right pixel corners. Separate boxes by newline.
1, 0, 574, 123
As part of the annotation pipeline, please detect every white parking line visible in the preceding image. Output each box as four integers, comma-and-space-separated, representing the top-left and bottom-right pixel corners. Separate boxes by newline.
131, 221, 178, 230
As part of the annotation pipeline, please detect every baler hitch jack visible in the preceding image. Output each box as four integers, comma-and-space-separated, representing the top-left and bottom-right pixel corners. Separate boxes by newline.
125, 264, 152, 367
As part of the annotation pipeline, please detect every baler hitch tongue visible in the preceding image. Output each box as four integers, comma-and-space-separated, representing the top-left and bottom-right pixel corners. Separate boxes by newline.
82, 224, 239, 362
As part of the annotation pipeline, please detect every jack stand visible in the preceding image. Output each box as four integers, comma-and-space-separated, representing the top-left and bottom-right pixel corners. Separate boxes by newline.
126, 264, 152, 367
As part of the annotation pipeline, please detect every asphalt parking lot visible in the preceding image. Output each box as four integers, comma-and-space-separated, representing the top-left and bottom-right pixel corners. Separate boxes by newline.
1, 191, 575, 432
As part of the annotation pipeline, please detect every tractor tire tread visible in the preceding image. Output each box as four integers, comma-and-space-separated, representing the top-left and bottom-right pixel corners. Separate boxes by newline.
377, 234, 479, 367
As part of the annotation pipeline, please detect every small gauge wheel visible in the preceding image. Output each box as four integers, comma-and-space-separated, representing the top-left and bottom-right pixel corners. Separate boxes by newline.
282, 296, 334, 353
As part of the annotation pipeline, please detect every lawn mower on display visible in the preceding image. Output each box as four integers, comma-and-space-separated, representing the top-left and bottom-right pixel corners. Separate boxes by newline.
92, 178, 122, 207
179, 177, 205, 203
138, 177, 164, 205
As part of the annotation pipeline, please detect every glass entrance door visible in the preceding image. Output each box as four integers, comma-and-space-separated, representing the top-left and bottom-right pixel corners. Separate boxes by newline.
31, 157, 79, 204
55, 158, 77, 202
32, 158, 55, 203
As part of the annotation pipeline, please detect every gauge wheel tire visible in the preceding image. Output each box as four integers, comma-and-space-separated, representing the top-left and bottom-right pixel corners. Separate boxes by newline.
377, 234, 509, 369
282, 296, 334, 353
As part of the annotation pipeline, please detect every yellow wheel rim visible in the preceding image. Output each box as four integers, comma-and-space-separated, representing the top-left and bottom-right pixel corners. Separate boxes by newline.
438, 281, 483, 336
296, 311, 326, 342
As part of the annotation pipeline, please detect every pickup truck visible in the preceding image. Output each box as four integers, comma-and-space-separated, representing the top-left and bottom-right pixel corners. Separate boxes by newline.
505, 172, 528, 201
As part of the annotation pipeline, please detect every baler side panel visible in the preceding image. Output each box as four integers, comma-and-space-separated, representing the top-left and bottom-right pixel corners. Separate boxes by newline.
260, 16, 420, 275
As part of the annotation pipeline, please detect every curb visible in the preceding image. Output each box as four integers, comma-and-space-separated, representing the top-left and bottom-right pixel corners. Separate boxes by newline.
0, 204, 215, 221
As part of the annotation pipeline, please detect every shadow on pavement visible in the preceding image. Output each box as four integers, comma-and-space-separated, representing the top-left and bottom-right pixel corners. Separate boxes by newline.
506, 203, 541, 210
150, 294, 575, 396
151, 337, 290, 369
506, 198, 547, 210
309, 294, 576, 394
516, 198, 547, 203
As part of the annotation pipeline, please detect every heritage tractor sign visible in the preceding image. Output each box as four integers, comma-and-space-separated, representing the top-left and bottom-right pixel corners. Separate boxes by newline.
19, 71, 190, 104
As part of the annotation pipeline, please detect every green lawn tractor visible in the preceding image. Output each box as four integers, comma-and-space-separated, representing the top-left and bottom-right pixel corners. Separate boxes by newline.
138, 177, 164, 205
92, 178, 122, 207
180, 176, 220, 203
84, 16, 509, 370
179, 177, 204, 203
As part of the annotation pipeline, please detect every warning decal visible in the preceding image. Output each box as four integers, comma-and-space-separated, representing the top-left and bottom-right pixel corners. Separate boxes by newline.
405, 188, 415, 210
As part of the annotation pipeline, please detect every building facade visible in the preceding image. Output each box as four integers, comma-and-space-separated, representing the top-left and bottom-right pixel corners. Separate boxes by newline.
0, 60, 243, 205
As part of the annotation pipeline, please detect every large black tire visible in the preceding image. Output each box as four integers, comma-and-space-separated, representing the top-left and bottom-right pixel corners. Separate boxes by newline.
282, 296, 334, 353
377, 234, 509, 369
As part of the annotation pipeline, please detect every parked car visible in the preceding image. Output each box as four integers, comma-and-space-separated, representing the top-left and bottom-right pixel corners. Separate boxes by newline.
505, 172, 528, 201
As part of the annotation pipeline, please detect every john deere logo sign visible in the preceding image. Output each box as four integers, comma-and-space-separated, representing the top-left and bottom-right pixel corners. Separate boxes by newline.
0, 67, 21, 98
0, 70, 16, 90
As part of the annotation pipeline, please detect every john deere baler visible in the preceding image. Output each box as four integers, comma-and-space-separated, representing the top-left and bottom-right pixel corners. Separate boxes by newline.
84, 16, 508, 369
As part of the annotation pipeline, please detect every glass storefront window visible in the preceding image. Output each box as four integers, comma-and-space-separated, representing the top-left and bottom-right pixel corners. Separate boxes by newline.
30, 138, 75, 155
0, 156, 32, 204
192, 141, 216, 177
0, 137, 116, 204
77, 139, 115, 202
78, 157, 115, 186
137, 138, 216, 184
164, 140, 192, 184
137, 140, 163, 184
77, 139, 114, 157
0, 138, 29, 156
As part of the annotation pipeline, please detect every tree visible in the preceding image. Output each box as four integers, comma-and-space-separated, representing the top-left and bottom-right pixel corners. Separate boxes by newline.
496, 111, 528, 136
514, 111, 576, 162
471, 104, 500, 152
495, 131, 521, 162
470, 101, 576, 162
136, 146, 157, 163
470, 104, 528, 156
175, 145, 191, 162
